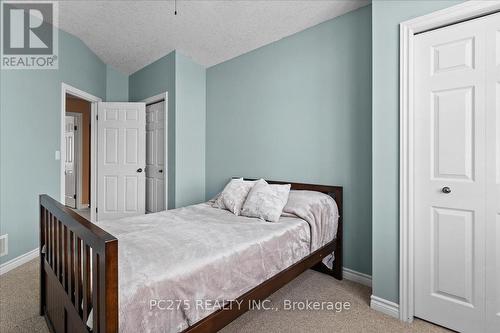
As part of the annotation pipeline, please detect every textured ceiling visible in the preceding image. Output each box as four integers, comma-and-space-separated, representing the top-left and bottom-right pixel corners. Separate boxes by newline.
57, 0, 370, 74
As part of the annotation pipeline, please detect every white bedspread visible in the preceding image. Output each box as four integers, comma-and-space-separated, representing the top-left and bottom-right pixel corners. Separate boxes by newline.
98, 201, 338, 332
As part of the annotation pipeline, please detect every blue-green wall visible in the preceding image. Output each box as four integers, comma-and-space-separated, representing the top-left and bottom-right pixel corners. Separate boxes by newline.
106, 64, 129, 102
371, 0, 465, 303
129, 51, 177, 208
206, 6, 372, 275
129, 51, 206, 208
175, 53, 206, 207
0, 30, 107, 264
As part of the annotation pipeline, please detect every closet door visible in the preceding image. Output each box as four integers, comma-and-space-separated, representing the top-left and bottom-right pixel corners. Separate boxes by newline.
414, 16, 487, 333
485, 13, 500, 333
145, 101, 166, 213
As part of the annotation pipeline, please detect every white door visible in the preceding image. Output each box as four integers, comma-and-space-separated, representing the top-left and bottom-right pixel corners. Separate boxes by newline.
65, 115, 76, 208
145, 101, 166, 213
485, 14, 500, 333
97, 102, 146, 220
414, 14, 500, 333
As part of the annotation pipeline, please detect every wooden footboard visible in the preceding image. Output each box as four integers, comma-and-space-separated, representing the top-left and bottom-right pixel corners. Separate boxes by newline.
39, 195, 118, 333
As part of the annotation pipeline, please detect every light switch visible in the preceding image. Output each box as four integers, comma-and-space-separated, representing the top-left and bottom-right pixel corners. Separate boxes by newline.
55, 150, 61, 160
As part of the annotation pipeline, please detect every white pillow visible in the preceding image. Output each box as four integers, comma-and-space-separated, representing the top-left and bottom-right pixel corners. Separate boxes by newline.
241, 179, 291, 222
212, 178, 256, 215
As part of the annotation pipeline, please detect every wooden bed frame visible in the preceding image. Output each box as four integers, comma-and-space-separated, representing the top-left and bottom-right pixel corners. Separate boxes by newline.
39, 180, 342, 333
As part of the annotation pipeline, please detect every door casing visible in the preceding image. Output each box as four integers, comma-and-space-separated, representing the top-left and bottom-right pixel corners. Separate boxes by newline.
60, 83, 101, 222
398, 0, 500, 323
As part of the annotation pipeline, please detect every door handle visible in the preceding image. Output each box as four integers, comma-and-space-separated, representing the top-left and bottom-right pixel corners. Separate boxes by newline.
137, 168, 143, 173
159, 169, 163, 173
441, 186, 451, 194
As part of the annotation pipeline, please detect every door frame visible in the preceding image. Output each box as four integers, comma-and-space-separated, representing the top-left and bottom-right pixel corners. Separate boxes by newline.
141, 92, 169, 210
399, 0, 500, 323
60, 83, 102, 221
66, 112, 83, 209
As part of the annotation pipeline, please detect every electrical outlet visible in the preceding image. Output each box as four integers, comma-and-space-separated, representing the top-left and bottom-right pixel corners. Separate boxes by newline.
0, 234, 7, 257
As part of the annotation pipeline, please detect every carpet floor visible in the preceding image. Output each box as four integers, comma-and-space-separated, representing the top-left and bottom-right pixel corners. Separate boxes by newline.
0, 259, 450, 333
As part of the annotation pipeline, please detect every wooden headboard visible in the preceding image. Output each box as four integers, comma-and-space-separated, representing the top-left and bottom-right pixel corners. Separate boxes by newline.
243, 178, 343, 278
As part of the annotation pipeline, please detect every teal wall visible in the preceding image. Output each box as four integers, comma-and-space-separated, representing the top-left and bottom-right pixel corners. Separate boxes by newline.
371, 0, 465, 303
175, 53, 206, 207
106, 65, 129, 102
206, 6, 372, 275
0, 30, 107, 264
129, 51, 206, 208
129, 51, 177, 208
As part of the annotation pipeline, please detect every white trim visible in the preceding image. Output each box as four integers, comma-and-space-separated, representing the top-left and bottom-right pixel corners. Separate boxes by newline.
141, 92, 169, 210
0, 248, 39, 275
61, 83, 101, 222
399, 0, 500, 323
370, 295, 400, 319
142, 92, 168, 105
343, 267, 372, 287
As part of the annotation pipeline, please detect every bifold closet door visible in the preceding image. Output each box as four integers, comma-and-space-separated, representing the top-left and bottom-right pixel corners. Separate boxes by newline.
413, 13, 500, 333
485, 14, 500, 333
145, 101, 166, 213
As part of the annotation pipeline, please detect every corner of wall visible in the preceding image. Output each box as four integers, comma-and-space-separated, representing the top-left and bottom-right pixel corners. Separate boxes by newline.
105, 64, 129, 102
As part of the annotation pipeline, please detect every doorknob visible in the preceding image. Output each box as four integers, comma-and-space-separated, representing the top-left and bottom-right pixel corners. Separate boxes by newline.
441, 186, 451, 194
159, 169, 163, 173
137, 168, 143, 173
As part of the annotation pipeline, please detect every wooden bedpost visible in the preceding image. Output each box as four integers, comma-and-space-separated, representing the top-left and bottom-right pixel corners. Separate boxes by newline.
103, 239, 119, 333
40, 197, 46, 316
332, 188, 343, 280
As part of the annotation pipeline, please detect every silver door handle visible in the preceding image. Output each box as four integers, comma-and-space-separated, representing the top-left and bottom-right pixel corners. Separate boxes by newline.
441, 186, 451, 194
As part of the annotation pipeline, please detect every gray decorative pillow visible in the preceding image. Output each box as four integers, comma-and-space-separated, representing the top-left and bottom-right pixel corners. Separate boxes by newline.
241, 179, 291, 222
212, 178, 256, 215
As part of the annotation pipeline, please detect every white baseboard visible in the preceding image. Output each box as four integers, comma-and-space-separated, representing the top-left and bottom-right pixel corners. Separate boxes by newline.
370, 295, 400, 319
343, 267, 372, 287
0, 248, 39, 275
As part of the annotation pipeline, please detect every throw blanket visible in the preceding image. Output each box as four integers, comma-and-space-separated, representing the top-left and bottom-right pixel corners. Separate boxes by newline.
96, 199, 338, 332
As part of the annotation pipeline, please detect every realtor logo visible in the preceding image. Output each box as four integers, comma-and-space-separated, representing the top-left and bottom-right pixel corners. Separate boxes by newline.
1, 1, 58, 69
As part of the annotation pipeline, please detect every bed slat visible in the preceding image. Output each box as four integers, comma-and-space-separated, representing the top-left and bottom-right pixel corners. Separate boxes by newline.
93, 251, 100, 331
82, 243, 90, 322
68, 229, 74, 304
75, 236, 82, 317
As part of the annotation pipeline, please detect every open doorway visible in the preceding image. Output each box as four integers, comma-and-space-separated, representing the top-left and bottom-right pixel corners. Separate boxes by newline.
60, 83, 101, 222
65, 95, 91, 218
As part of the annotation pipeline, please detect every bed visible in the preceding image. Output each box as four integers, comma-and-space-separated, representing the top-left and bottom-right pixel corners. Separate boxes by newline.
39, 180, 343, 333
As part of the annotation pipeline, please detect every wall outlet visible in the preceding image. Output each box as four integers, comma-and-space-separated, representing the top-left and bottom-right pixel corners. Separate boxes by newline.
0, 234, 7, 257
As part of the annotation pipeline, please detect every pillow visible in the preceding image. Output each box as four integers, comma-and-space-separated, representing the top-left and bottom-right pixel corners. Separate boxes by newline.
212, 178, 256, 215
212, 178, 241, 209
240, 179, 291, 222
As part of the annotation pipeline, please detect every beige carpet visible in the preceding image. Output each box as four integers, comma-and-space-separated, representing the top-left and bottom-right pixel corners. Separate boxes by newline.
0, 259, 450, 333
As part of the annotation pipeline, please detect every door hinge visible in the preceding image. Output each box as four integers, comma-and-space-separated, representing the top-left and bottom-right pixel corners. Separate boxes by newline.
96, 114, 99, 121
73, 194, 76, 199
96, 207, 98, 213
74, 125, 77, 131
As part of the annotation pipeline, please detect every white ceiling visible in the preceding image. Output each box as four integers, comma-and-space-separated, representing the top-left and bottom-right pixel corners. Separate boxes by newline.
57, 0, 370, 74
